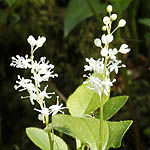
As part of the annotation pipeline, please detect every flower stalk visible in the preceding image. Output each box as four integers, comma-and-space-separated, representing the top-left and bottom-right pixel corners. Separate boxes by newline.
10, 35, 67, 150
83, 5, 130, 150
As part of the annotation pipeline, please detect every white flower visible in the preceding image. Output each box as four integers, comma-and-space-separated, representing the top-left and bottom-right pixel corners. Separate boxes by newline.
83, 74, 115, 97
49, 96, 67, 116
10, 55, 31, 69
94, 38, 102, 48
107, 60, 126, 74
36, 36, 46, 48
14, 75, 35, 92
31, 57, 58, 86
21, 91, 37, 105
110, 14, 117, 21
119, 44, 130, 54
34, 102, 50, 123
106, 5, 112, 13
103, 16, 110, 25
102, 78, 116, 96
39, 85, 55, 101
83, 74, 103, 97
101, 48, 108, 57
118, 19, 126, 27
102, 34, 114, 45
108, 48, 118, 60
27, 35, 46, 51
84, 58, 104, 74
27, 35, 37, 50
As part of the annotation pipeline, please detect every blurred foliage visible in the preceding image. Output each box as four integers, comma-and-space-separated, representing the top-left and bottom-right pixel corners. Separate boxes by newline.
0, 0, 150, 149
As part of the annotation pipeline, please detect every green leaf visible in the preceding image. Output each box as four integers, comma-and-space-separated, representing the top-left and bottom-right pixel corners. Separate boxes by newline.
106, 120, 133, 149
52, 115, 109, 150
26, 127, 68, 150
64, 0, 106, 37
67, 83, 100, 117
103, 96, 128, 120
138, 18, 150, 27
110, 0, 132, 12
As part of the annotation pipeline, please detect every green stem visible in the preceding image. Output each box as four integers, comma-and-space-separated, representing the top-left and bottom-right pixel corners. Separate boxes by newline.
30, 50, 53, 150
99, 96, 104, 150
99, 56, 108, 150
46, 117, 54, 150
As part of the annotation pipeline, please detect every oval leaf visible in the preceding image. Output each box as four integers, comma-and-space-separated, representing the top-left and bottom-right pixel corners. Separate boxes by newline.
26, 127, 68, 150
52, 114, 109, 150
67, 83, 100, 117
64, 0, 106, 37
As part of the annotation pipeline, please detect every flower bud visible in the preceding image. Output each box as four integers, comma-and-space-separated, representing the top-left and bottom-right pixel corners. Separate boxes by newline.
110, 14, 117, 21
106, 5, 112, 13
94, 38, 102, 47
118, 19, 126, 27
36, 36, 46, 48
102, 26, 107, 31
101, 48, 108, 57
103, 16, 110, 25
27, 35, 37, 48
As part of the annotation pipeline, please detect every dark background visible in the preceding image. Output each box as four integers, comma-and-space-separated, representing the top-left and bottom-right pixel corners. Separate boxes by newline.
0, 0, 150, 149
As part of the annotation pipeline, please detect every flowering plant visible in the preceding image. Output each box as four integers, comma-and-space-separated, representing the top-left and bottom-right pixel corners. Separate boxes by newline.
11, 5, 132, 150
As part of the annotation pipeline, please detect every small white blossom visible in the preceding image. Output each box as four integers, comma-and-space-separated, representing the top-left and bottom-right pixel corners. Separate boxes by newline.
14, 75, 35, 92
119, 44, 130, 54
102, 78, 116, 96
27, 35, 37, 50
118, 19, 126, 27
107, 60, 126, 74
84, 58, 104, 74
110, 14, 117, 21
103, 16, 110, 25
83, 74, 115, 97
36, 36, 46, 48
108, 48, 118, 60
94, 38, 102, 48
49, 96, 67, 116
83, 74, 103, 97
101, 48, 108, 57
102, 34, 114, 45
21, 91, 37, 105
31, 57, 58, 86
106, 5, 112, 13
10, 55, 31, 69
34, 102, 50, 123
39, 85, 55, 101
27, 35, 46, 51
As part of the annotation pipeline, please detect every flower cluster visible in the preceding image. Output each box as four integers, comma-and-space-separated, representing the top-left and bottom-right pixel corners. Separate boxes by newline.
83, 5, 130, 99
10, 35, 66, 124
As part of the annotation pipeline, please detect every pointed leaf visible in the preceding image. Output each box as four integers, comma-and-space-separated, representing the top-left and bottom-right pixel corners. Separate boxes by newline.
67, 83, 101, 117
110, 0, 132, 12
106, 120, 133, 149
64, 0, 106, 37
103, 96, 128, 120
26, 127, 68, 150
52, 114, 109, 150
